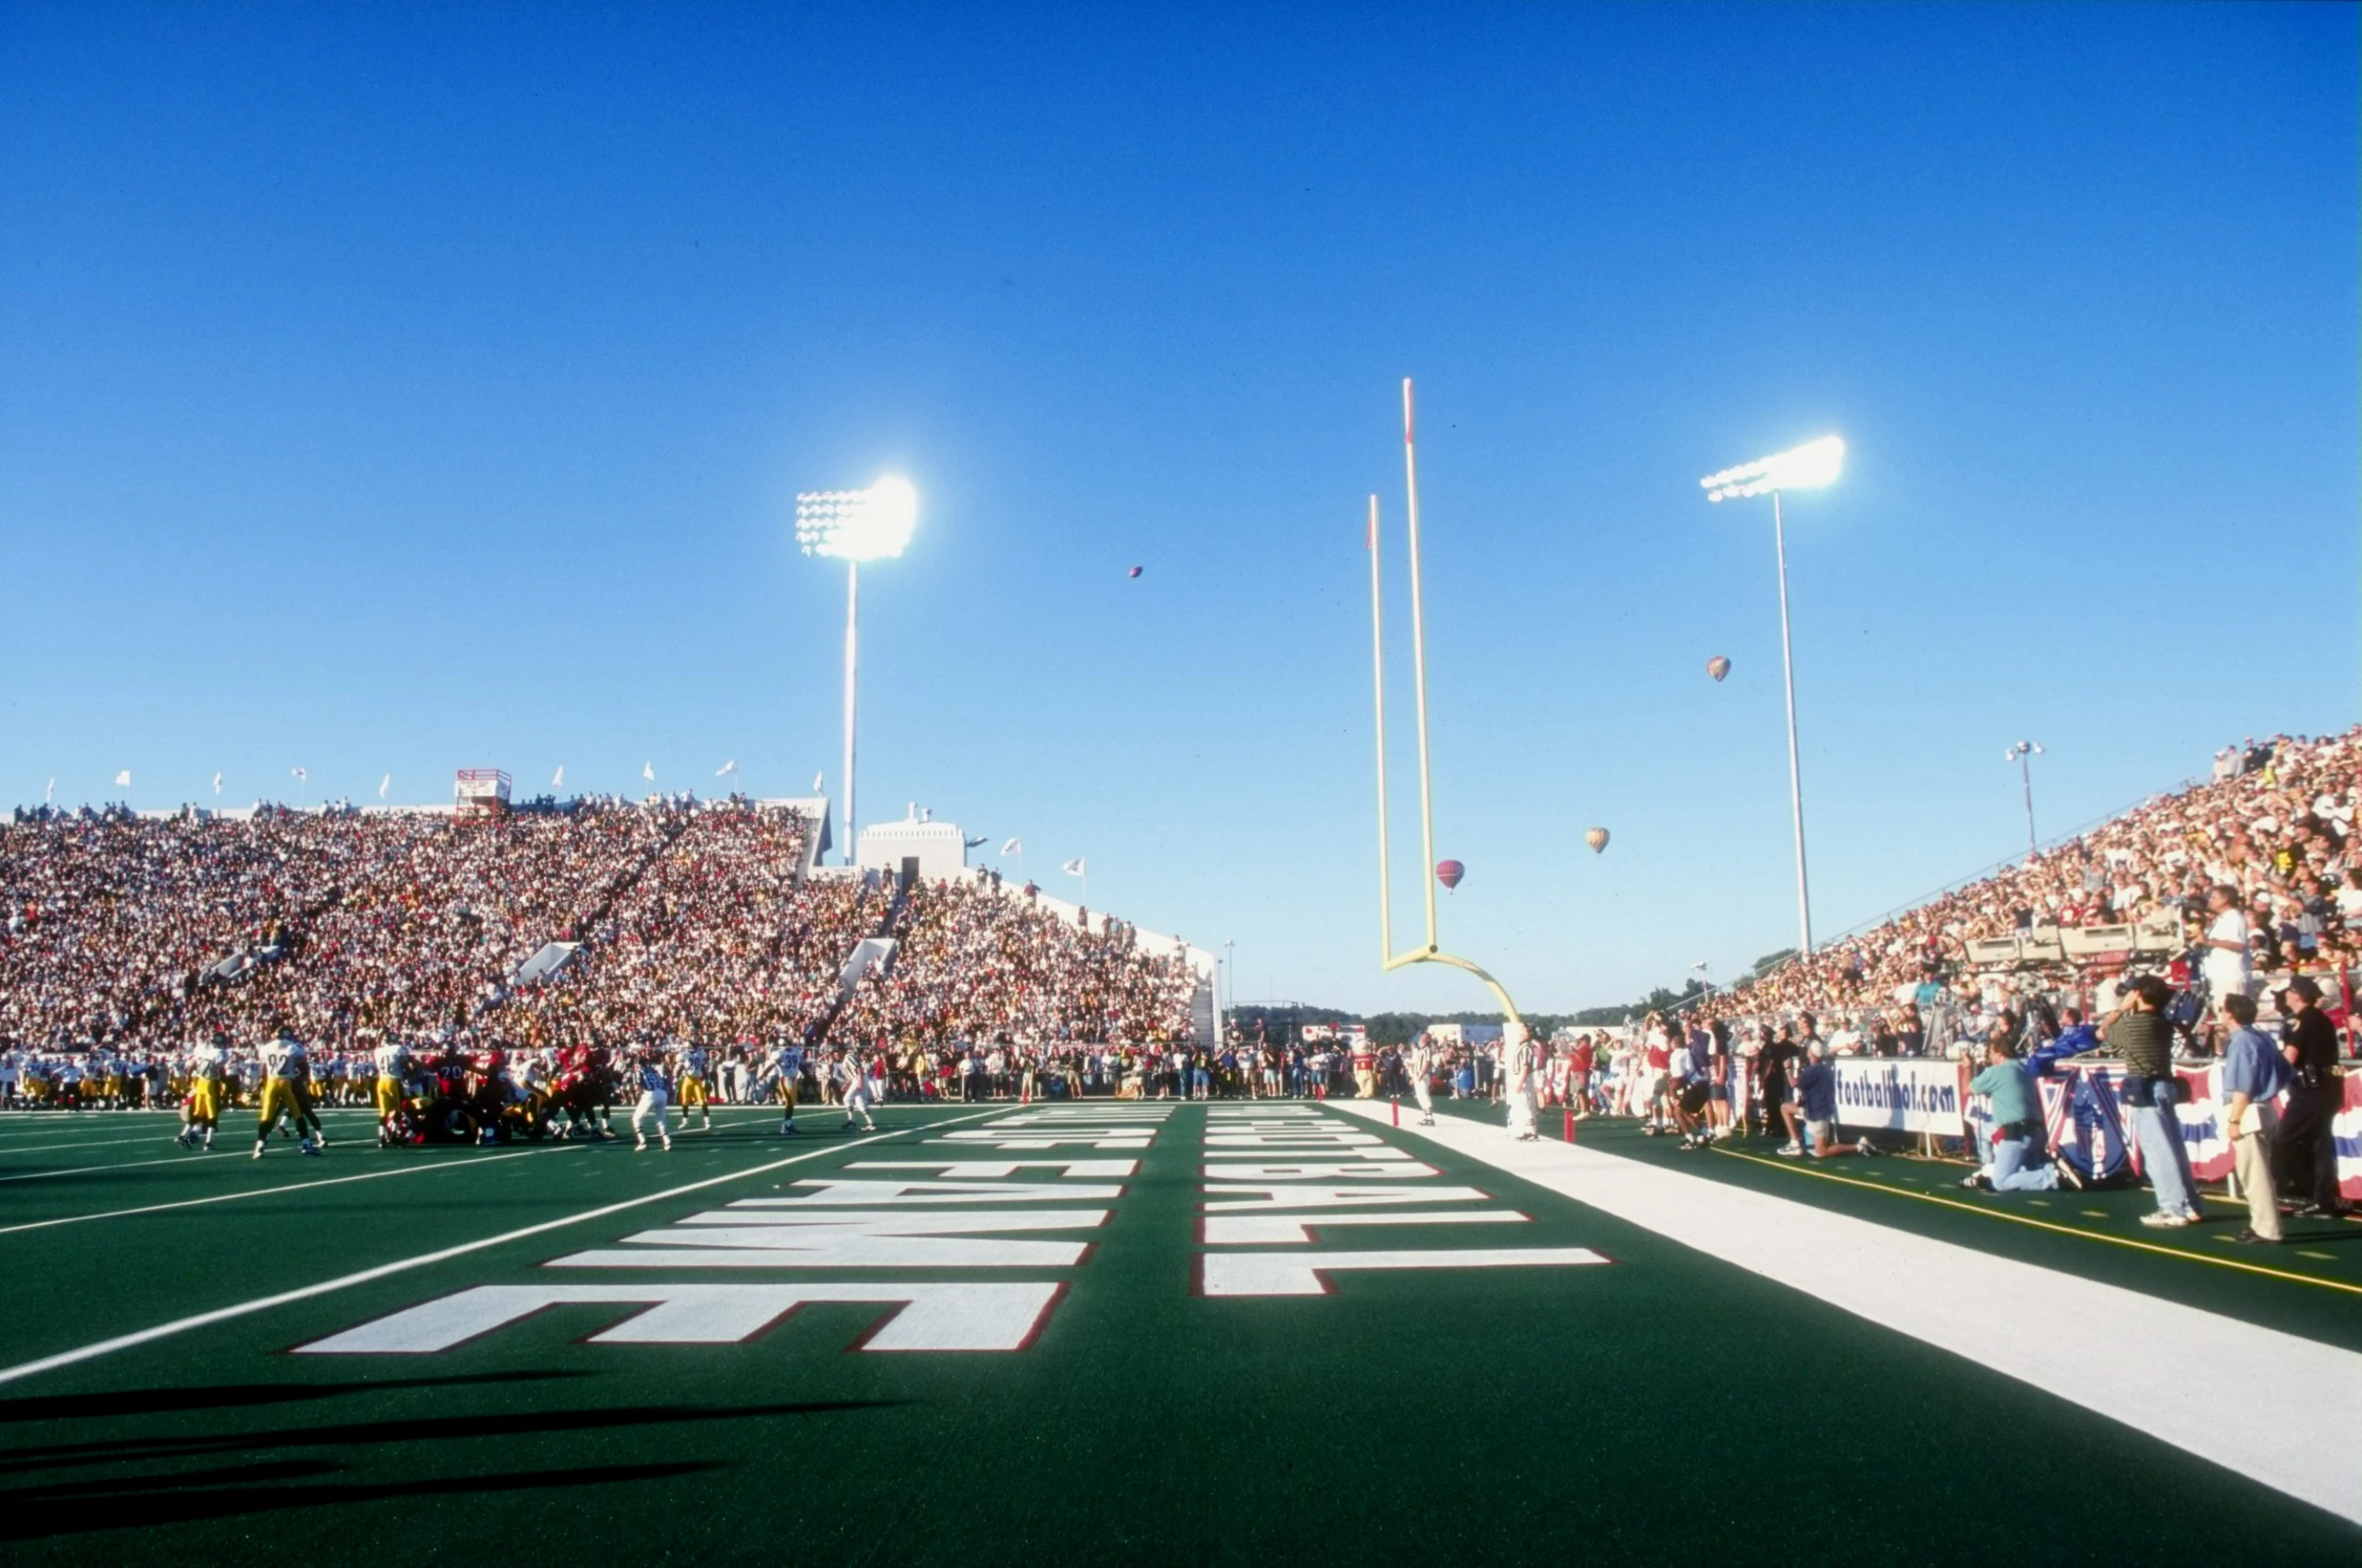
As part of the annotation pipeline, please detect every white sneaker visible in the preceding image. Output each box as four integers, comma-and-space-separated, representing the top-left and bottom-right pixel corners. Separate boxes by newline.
635, 1135, 648, 1151
660, 1136, 673, 1151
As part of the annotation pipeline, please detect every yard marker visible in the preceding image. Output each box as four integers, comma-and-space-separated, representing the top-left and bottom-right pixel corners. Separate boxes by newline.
1390, 1099, 1398, 1127
0, 1105, 1007, 1389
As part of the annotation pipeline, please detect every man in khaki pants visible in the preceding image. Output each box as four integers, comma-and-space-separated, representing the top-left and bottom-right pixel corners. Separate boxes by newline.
2219, 993, 2291, 1245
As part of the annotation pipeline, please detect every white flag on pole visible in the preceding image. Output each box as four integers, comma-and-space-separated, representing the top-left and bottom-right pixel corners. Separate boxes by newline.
114, 769, 131, 788
378, 773, 390, 800
716, 758, 737, 777
812, 771, 824, 793
1062, 858, 1087, 877
292, 766, 307, 783
44, 778, 55, 804
1001, 837, 1023, 856
642, 761, 656, 782
552, 764, 565, 789
211, 771, 222, 796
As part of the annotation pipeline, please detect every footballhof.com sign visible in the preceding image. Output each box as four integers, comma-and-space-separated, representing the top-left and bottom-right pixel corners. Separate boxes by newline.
1833, 1059, 1971, 1136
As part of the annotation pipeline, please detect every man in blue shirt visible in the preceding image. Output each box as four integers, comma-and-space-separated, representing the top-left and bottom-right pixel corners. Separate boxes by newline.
1789, 1042, 1860, 1159
2218, 993, 2291, 1245
1963, 1038, 2072, 1192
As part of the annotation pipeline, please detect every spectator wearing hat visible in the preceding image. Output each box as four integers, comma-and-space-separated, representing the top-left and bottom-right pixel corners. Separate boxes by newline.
2217, 993, 2289, 1244
2103, 975, 2199, 1227
2275, 977, 2347, 1219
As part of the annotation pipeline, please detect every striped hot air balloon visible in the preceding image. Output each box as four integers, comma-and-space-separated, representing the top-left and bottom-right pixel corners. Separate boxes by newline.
1707, 656, 1731, 682
1584, 827, 1610, 854
1434, 860, 1464, 892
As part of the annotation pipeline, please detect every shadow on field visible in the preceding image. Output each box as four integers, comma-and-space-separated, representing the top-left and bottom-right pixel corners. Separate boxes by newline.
0, 1459, 722, 1538
0, 1370, 583, 1424
0, 1399, 900, 1474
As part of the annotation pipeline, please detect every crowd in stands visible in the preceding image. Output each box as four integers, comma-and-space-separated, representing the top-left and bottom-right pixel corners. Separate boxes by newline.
835, 877, 1199, 1049
1706, 727, 2361, 1053
0, 793, 1201, 1088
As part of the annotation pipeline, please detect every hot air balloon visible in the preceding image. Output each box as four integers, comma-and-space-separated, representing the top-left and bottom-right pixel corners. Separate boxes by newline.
1584, 827, 1610, 854
1127, 566, 1143, 578
1707, 656, 1731, 682
1434, 860, 1464, 892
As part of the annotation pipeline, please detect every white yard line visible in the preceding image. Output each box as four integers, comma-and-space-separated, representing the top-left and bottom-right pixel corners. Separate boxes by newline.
1330, 1100, 2362, 1527
0, 1144, 581, 1236
0, 1133, 225, 1156
0, 1107, 1009, 1388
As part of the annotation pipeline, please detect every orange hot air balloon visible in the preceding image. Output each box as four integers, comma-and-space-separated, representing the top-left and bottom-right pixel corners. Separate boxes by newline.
1435, 860, 1464, 892
1707, 656, 1731, 682
1584, 827, 1610, 854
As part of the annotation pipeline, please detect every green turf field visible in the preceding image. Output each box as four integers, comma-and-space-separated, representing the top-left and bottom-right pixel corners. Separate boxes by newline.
2, 1097, 2356, 1565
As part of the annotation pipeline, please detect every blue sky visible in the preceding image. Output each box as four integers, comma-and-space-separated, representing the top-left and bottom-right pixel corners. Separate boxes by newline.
2, 4, 2354, 1014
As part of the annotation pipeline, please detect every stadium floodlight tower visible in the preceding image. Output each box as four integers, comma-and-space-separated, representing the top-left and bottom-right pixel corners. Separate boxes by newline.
1700, 434, 1843, 959
2005, 740, 2045, 857
1366, 379, 1528, 1040
796, 476, 917, 866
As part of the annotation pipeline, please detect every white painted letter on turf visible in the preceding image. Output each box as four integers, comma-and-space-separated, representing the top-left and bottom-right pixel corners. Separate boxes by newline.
294, 1282, 1064, 1353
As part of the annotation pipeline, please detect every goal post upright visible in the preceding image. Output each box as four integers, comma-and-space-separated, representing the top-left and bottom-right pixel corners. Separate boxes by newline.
1368, 378, 1529, 1038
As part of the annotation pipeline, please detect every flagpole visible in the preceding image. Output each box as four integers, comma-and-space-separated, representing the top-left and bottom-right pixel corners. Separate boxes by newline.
843, 558, 860, 866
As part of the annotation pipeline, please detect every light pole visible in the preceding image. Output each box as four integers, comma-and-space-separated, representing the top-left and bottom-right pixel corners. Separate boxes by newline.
2005, 741, 2044, 857
796, 476, 917, 866
1701, 435, 1843, 959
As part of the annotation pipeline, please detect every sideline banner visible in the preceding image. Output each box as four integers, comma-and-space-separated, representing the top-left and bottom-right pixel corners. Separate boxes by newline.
1833, 1059, 1969, 1135
1981, 1063, 2359, 1200
2338, 1075, 2362, 1202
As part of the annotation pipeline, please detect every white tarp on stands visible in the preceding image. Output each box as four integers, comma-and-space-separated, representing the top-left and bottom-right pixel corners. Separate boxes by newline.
513, 941, 580, 986
839, 936, 897, 994
1832, 1058, 1971, 1135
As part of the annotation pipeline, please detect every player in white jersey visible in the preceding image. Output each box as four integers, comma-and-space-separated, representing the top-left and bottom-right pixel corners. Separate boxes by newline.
631, 1050, 674, 1152
254, 1030, 321, 1158
1406, 1037, 1437, 1126
371, 1034, 411, 1147
177, 1035, 228, 1150
837, 1051, 876, 1133
769, 1042, 805, 1135
676, 1042, 713, 1133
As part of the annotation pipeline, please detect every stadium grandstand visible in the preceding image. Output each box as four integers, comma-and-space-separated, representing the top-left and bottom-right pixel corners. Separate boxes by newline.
0, 789, 1210, 1065
1699, 725, 2359, 1034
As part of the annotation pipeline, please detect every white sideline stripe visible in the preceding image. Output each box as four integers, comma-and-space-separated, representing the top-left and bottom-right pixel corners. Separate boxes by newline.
0, 1107, 1007, 1388
1331, 1101, 2362, 1526
0, 1146, 578, 1236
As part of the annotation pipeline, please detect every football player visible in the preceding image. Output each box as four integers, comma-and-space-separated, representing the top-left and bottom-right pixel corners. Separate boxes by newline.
631, 1048, 674, 1153
838, 1049, 877, 1133
675, 1039, 714, 1133
370, 1031, 411, 1148
176, 1033, 227, 1150
253, 1027, 321, 1159
768, 1038, 804, 1135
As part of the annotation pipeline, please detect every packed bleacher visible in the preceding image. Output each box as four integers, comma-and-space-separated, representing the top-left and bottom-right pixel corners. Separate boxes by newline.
834, 876, 1200, 1048
0, 794, 1199, 1083
1714, 726, 2361, 1042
